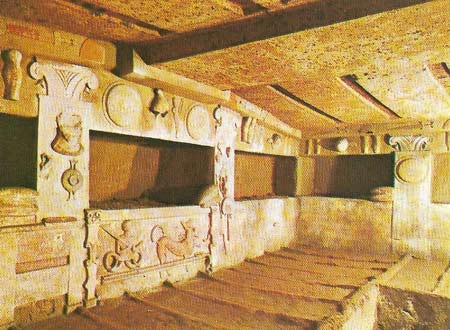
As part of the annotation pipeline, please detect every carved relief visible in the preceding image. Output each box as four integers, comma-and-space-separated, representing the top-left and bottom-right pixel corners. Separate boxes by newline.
241, 116, 257, 144
83, 241, 98, 305
373, 135, 381, 153
388, 135, 431, 152
51, 112, 84, 156
102, 221, 143, 272
61, 160, 83, 200
214, 107, 240, 252
186, 105, 211, 141
29, 60, 98, 99
395, 157, 429, 184
104, 83, 143, 128
361, 136, 370, 154
171, 96, 183, 138
151, 220, 198, 265
39, 153, 52, 179
306, 139, 313, 155
335, 138, 349, 153
150, 89, 169, 117
314, 138, 321, 155
85, 210, 102, 224
267, 133, 282, 149
443, 119, 450, 152
1, 49, 22, 100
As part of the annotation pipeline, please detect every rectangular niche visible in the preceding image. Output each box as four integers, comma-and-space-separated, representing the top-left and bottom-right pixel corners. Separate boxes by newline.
0, 114, 37, 189
89, 131, 214, 208
235, 151, 297, 200
311, 154, 394, 198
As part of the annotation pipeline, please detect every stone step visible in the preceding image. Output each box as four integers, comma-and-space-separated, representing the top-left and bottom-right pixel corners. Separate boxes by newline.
179, 276, 339, 321
254, 253, 384, 278
250, 256, 383, 280
385, 258, 450, 292
234, 262, 368, 288
137, 287, 316, 330
275, 249, 393, 271
212, 267, 353, 301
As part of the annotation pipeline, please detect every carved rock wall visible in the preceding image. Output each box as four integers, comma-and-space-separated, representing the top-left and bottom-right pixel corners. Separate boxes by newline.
297, 197, 393, 256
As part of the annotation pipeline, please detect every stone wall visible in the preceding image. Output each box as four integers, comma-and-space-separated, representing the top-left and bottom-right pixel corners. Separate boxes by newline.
297, 197, 392, 255
0, 18, 301, 329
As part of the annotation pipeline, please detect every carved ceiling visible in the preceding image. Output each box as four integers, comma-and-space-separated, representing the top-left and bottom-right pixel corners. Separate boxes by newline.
1, 0, 449, 136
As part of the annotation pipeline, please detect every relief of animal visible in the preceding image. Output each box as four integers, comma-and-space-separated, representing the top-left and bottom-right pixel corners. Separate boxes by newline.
151, 220, 198, 265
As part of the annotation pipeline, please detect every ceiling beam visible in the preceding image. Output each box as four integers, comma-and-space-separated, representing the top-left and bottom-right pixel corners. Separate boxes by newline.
134, 0, 432, 64
269, 84, 342, 123
225, 0, 267, 15
426, 62, 450, 97
338, 75, 401, 119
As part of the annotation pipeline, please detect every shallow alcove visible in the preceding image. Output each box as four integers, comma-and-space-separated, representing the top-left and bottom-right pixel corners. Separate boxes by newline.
89, 131, 215, 208
234, 150, 297, 200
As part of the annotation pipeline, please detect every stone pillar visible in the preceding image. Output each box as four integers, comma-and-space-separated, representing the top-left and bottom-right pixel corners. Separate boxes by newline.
29, 60, 98, 312
389, 135, 432, 257
29, 60, 98, 220
212, 106, 240, 267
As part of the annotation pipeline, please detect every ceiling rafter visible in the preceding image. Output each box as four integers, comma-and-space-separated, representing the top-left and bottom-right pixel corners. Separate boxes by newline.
269, 84, 342, 123
425, 62, 450, 98
224, 0, 267, 15
338, 75, 401, 119
65, 0, 172, 35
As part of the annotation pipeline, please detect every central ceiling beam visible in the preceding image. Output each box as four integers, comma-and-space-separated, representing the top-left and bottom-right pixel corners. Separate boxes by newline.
134, 0, 431, 64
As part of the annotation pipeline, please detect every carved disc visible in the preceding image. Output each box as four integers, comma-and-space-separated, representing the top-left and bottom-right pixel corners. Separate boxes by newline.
104, 84, 142, 128
395, 157, 428, 184
186, 105, 211, 141
61, 167, 83, 194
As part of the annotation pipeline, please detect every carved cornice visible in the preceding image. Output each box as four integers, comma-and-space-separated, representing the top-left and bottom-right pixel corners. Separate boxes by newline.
388, 135, 431, 152
29, 60, 98, 100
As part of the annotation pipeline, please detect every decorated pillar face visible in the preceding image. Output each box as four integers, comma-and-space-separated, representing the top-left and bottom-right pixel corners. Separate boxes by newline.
29, 60, 98, 220
388, 135, 432, 257
213, 106, 240, 253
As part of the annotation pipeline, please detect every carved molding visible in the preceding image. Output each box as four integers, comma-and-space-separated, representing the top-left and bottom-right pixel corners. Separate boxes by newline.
388, 135, 431, 152
1, 49, 22, 100
29, 60, 98, 99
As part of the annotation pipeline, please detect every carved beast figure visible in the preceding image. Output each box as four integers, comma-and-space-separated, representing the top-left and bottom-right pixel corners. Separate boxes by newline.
151, 220, 198, 265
